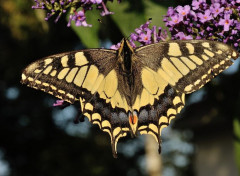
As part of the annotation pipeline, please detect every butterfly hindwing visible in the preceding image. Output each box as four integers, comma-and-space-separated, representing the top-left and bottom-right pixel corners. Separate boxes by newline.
137, 85, 185, 151
81, 91, 130, 158
129, 65, 185, 150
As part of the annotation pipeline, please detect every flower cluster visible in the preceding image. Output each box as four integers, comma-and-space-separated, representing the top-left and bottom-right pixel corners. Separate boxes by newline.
32, 0, 119, 27
110, 20, 169, 49
164, 0, 240, 50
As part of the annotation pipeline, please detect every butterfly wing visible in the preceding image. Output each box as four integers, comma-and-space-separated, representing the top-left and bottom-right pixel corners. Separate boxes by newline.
132, 40, 238, 150
21, 49, 131, 157
21, 39, 239, 157
136, 40, 239, 93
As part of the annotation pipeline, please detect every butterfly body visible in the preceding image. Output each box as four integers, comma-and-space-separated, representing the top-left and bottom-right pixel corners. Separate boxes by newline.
21, 38, 238, 158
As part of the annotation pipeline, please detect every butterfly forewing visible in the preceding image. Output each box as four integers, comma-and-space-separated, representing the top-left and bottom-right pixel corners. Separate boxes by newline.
22, 49, 117, 102
135, 40, 239, 94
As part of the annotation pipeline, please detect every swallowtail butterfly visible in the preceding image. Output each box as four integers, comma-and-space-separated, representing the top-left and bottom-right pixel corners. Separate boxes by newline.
21, 38, 239, 158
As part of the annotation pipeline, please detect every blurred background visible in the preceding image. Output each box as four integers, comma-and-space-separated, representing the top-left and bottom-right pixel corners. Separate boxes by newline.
0, 0, 240, 176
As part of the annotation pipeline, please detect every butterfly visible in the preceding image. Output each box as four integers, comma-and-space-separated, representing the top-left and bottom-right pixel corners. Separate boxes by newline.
21, 38, 238, 158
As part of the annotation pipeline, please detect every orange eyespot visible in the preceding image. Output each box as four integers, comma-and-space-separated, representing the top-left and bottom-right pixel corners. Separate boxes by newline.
128, 111, 138, 125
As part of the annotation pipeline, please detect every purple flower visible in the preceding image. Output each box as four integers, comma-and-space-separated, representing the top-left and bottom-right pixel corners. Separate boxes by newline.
176, 5, 191, 16
68, 10, 92, 27
110, 20, 169, 49
206, 26, 212, 31
138, 28, 152, 44
164, 0, 240, 49
210, 3, 224, 17
197, 10, 213, 23
100, 1, 114, 16
192, 0, 206, 10
110, 42, 121, 50
130, 33, 138, 41
135, 21, 151, 34
175, 32, 193, 40
53, 100, 64, 106
32, 0, 117, 27
219, 14, 233, 31
167, 7, 175, 16
152, 26, 157, 43
128, 39, 137, 48
168, 14, 183, 26
91, 0, 102, 3
189, 10, 197, 21
232, 29, 237, 34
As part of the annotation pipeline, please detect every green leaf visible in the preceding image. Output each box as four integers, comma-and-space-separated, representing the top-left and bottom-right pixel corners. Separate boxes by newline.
108, 0, 146, 37
144, 0, 174, 29
70, 9, 100, 48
